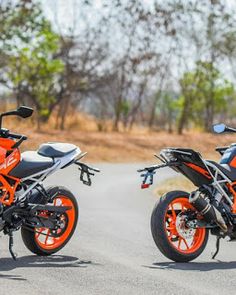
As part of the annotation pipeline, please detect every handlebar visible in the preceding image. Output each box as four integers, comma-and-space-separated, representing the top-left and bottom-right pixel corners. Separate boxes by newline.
8, 132, 27, 140
215, 146, 228, 155
215, 143, 236, 155
0, 128, 27, 148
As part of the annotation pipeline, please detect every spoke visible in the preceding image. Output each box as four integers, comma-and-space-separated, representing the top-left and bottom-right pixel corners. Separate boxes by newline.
166, 226, 175, 231
168, 234, 173, 241
44, 229, 50, 245
178, 237, 182, 249
166, 213, 172, 220
168, 230, 174, 238
192, 230, 200, 245
182, 237, 189, 250
170, 204, 176, 219
35, 228, 44, 239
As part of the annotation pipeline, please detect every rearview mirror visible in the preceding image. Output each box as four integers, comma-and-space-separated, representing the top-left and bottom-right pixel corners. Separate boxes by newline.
213, 123, 226, 134
16, 106, 34, 118
0, 106, 34, 128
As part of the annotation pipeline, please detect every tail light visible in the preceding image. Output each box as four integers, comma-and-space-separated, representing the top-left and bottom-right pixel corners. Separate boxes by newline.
141, 183, 150, 189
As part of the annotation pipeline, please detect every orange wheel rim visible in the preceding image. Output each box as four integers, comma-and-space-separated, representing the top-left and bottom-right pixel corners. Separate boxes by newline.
164, 197, 206, 254
35, 196, 75, 250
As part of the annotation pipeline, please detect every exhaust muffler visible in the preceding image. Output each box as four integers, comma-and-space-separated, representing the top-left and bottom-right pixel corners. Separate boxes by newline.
189, 191, 227, 232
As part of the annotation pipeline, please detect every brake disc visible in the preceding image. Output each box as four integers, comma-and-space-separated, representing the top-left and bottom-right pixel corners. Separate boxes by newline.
176, 213, 196, 239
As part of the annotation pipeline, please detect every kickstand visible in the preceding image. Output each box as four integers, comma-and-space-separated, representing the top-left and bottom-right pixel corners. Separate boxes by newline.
212, 236, 221, 260
9, 231, 17, 260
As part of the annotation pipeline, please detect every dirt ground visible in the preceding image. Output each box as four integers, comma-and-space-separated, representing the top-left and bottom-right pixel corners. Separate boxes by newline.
2, 107, 235, 162
12, 127, 236, 163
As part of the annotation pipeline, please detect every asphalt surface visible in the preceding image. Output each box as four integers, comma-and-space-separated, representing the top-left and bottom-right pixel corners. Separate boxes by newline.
0, 163, 236, 294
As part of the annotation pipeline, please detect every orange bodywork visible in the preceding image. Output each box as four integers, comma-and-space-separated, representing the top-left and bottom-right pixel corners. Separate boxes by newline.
0, 138, 21, 205
226, 182, 236, 213
228, 157, 236, 212
185, 162, 236, 214
230, 156, 236, 168
184, 162, 212, 179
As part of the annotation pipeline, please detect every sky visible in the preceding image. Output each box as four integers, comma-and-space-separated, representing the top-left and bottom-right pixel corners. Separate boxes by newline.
40, 0, 236, 86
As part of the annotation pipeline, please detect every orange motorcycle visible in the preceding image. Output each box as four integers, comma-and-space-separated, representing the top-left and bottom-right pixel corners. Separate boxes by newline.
0, 106, 99, 259
138, 123, 236, 262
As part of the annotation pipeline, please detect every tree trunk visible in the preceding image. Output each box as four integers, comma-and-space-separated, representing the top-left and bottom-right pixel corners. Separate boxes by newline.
177, 97, 189, 135
148, 91, 161, 130
113, 111, 120, 131
167, 111, 173, 134
113, 98, 122, 132
59, 97, 70, 130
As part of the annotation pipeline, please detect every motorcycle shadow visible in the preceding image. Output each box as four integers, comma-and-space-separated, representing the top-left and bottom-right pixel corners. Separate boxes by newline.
147, 260, 236, 271
0, 255, 96, 272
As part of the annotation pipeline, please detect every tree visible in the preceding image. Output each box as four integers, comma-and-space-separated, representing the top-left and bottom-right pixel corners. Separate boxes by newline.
7, 27, 64, 128
177, 61, 233, 134
0, 0, 64, 129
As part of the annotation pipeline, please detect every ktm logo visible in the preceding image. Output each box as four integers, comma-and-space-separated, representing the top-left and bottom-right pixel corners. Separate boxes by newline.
0, 153, 18, 170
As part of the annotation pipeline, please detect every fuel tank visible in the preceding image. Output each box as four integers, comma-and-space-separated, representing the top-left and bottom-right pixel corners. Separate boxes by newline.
220, 145, 236, 168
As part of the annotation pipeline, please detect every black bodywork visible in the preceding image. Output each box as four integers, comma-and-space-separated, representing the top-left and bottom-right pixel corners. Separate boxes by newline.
162, 148, 213, 187
139, 146, 236, 188
138, 148, 213, 188
139, 123, 236, 260
220, 145, 236, 165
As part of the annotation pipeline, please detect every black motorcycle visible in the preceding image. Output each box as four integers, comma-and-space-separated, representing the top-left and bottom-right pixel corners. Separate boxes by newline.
138, 123, 236, 262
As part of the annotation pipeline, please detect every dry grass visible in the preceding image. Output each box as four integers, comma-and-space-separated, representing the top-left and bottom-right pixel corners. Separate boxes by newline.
7, 128, 235, 162
2, 109, 236, 162
10, 128, 235, 163
154, 176, 196, 197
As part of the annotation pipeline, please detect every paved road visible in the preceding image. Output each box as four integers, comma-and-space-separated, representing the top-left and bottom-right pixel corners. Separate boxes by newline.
0, 163, 236, 294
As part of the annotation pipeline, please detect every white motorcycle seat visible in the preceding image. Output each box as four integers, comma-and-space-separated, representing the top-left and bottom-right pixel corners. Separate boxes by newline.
38, 142, 77, 158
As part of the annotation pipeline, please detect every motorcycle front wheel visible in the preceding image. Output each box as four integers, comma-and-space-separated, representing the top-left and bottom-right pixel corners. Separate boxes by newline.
151, 190, 209, 262
21, 186, 78, 256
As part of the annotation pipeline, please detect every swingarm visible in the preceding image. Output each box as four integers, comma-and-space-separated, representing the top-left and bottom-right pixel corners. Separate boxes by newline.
3, 203, 71, 227
25, 204, 72, 229
4, 203, 72, 260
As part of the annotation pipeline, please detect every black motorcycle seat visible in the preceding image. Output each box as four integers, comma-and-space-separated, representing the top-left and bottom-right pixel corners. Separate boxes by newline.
208, 160, 236, 181
38, 142, 77, 158
10, 151, 54, 178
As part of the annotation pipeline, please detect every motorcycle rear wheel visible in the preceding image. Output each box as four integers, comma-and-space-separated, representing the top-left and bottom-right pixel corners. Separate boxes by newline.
151, 190, 209, 262
21, 186, 78, 256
